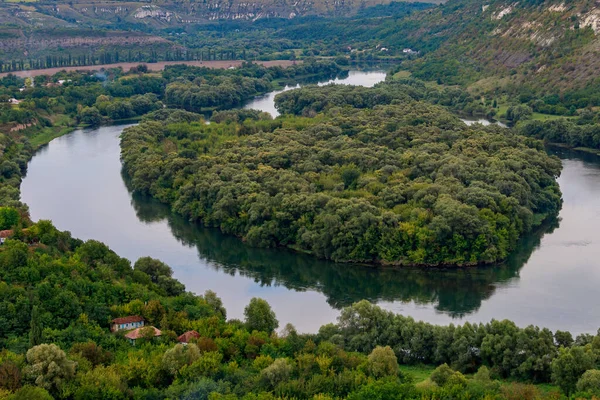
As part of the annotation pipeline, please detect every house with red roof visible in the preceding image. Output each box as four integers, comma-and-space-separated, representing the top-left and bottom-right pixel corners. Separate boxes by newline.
177, 330, 200, 345
111, 316, 145, 332
0, 230, 13, 245
125, 326, 162, 345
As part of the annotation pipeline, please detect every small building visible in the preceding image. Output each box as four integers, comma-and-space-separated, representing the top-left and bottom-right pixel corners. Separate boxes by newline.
0, 230, 13, 245
125, 326, 162, 345
111, 316, 145, 332
178, 330, 200, 345
8, 98, 21, 105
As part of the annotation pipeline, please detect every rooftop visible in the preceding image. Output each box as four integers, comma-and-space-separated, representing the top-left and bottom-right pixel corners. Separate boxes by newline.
124, 326, 161, 340
112, 316, 144, 324
178, 330, 200, 343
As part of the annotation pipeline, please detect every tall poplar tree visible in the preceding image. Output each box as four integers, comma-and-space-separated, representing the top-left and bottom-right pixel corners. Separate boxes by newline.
29, 305, 42, 348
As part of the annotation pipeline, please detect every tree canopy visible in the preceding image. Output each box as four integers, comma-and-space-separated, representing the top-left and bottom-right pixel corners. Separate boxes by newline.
122, 98, 561, 266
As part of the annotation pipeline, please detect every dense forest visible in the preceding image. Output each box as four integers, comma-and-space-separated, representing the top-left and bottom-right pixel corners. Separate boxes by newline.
0, 215, 598, 398
162, 61, 341, 113
0, 60, 342, 136
3, 0, 600, 130
121, 93, 562, 265
274, 74, 497, 118
518, 119, 600, 151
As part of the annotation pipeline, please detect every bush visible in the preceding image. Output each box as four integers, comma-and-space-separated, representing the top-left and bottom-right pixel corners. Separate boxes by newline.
576, 369, 600, 394
430, 363, 455, 387
9, 385, 53, 400
23, 344, 76, 394
260, 358, 292, 388
367, 346, 398, 378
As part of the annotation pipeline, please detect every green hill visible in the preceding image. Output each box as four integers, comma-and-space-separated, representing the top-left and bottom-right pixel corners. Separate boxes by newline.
389, 0, 600, 95
0, 0, 440, 29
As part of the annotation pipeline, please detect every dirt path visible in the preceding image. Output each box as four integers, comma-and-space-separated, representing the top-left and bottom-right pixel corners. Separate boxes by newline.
0, 60, 299, 78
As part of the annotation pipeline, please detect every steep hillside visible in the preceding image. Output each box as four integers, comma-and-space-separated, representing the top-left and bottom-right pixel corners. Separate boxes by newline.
0, 0, 440, 29
2, 0, 598, 100
390, 0, 600, 94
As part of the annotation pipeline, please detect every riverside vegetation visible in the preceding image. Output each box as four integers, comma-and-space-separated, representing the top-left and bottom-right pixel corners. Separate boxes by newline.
1, 215, 600, 399
0, 60, 342, 138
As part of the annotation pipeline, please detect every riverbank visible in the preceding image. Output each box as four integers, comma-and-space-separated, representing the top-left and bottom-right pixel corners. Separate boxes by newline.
23, 122, 600, 335
28, 125, 76, 149
547, 142, 600, 157
24, 116, 143, 150
0, 59, 300, 79
16, 68, 600, 335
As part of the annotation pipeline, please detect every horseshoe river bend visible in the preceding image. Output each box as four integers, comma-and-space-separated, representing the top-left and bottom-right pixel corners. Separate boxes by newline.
20, 71, 600, 334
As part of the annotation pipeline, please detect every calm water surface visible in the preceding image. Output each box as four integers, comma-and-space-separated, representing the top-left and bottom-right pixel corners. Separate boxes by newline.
462, 118, 508, 128
243, 70, 387, 117
20, 73, 600, 334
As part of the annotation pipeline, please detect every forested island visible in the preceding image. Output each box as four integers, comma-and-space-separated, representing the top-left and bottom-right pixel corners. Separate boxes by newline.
121, 83, 561, 266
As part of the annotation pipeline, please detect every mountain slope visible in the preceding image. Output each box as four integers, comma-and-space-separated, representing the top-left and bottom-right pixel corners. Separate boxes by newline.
0, 0, 440, 29
389, 0, 600, 94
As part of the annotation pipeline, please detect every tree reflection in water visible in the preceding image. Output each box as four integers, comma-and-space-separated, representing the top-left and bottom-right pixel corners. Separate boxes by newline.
126, 172, 558, 317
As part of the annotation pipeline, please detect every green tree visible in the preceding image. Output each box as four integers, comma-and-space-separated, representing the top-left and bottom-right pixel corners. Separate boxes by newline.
430, 363, 456, 387
576, 369, 600, 395
9, 385, 53, 400
340, 164, 361, 189
204, 290, 227, 320
260, 358, 292, 388
70, 343, 112, 367
74, 366, 127, 400
143, 300, 166, 325
0, 207, 19, 230
179, 351, 223, 381
134, 257, 184, 296
134, 257, 172, 282
78, 106, 102, 126
347, 379, 417, 400
244, 298, 279, 334
162, 344, 201, 376
1, 240, 28, 270
23, 344, 77, 394
506, 104, 533, 123
551, 346, 597, 395
474, 365, 491, 382
29, 306, 42, 348
367, 346, 399, 378
555, 330, 574, 348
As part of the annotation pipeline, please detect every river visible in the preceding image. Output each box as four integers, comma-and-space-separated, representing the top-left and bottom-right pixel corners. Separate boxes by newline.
20, 71, 600, 334
243, 70, 387, 117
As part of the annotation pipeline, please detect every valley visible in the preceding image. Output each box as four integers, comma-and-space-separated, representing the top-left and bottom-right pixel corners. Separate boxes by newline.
1, 0, 600, 399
